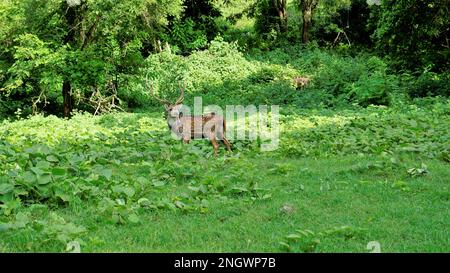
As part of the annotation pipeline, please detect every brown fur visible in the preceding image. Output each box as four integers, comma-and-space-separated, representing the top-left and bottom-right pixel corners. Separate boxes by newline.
293, 76, 311, 89
148, 80, 232, 156
175, 112, 232, 156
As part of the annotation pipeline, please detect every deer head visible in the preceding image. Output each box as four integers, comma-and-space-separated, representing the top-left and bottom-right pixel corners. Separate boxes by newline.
147, 78, 185, 118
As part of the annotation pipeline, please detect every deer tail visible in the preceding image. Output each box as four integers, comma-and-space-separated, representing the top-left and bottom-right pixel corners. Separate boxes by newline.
222, 118, 226, 134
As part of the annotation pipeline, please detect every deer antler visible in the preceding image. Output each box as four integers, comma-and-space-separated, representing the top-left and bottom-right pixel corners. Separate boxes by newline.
175, 81, 185, 105
146, 76, 172, 105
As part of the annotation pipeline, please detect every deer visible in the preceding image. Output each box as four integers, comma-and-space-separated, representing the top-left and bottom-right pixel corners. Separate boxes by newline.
147, 79, 232, 157
293, 76, 311, 90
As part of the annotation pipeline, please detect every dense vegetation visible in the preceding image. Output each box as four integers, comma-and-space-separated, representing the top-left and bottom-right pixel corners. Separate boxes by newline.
0, 0, 449, 252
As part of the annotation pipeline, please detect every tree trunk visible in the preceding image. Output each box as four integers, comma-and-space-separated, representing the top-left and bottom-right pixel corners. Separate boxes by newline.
302, 9, 312, 43
61, 1, 81, 118
62, 81, 72, 118
300, 0, 318, 44
273, 0, 288, 33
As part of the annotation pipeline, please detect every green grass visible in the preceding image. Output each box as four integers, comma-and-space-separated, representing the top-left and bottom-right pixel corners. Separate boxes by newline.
0, 105, 449, 253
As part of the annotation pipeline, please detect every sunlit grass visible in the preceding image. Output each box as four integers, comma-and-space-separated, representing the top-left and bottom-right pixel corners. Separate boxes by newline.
0, 106, 449, 252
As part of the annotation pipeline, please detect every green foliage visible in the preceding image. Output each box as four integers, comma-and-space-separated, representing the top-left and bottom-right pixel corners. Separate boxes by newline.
140, 39, 448, 110
280, 226, 364, 253
0, 101, 449, 251
408, 71, 450, 98
407, 163, 428, 178
372, 0, 450, 72
142, 38, 314, 107
0, 111, 271, 250
162, 19, 208, 54
251, 46, 402, 107
0, 0, 184, 115
161, 0, 222, 55
3, 33, 64, 95
280, 102, 450, 161
312, 0, 375, 46
253, 0, 282, 35
1, 0, 448, 117
0, 209, 86, 251
0, 0, 449, 254
182, 0, 222, 39
344, 73, 393, 107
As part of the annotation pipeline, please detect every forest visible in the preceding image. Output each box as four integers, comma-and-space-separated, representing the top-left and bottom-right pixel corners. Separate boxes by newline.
0, 0, 449, 253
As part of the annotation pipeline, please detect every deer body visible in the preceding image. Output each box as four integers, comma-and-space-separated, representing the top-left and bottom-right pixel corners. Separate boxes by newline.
148, 80, 231, 156
293, 76, 311, 89
170, 110, 232, 156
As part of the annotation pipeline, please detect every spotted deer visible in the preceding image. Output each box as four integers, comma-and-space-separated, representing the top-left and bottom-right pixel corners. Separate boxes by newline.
293, 76, 311, 89
147, 79, 232, 156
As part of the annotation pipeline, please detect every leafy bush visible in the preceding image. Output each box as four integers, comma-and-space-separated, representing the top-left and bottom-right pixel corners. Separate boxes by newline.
287, 49, 397, 107
160, 0, 223, 55
141, 40, 428, 109
312, 0, 375, 47
409, 71, 450, 98
253, 0, 285, 38
161, 19, 208, 55
0, 95, 32, 120
345, 73, 393, 107
280, 101, 450, 162
0, 0, 184, 117
372, 0, 450, 72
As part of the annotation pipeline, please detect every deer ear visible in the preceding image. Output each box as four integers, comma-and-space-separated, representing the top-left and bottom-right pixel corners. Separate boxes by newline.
164, 104, 169, 110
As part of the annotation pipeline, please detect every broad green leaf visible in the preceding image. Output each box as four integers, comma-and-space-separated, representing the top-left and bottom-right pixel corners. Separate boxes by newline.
23, 171, 36, 183
99, 169, 112, 181
137, 198, 151, 207
152, 181, 165, 187
46, 155, 59, 163
127, 213, 140, 223
0, 184, 14, 195
52, 167, 67, 176
66, 241, 81, 253
36, 160, 51, 170
188, 186, 199, 192
123, 187, 135, 197
0, 223, 12, 232
174, 200, 185, 208
55, 192, 72, 202
30, 167, 44, 176
112, 185, 134, 197
286, 234, 302, 240
37, 173, 52, 185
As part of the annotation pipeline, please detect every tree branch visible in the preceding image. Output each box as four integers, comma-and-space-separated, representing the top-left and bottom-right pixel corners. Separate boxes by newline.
81, 15, 101, 50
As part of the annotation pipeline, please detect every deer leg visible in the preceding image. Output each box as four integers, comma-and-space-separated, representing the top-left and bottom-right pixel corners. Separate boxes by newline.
209, 136, 219, 157
183, 138, 190, 144
216, 126, 231, 152
222, 138, 232, 152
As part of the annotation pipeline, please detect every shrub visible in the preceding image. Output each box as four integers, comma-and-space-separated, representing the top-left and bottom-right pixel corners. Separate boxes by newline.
140, 40, 444, 111
409, 71, 450, 98
345, 73, 393, 107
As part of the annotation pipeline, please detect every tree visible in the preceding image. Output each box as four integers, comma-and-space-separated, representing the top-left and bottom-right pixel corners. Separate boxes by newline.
300, 0, 319, 43
61, 0, 81, 117
254, 0, 287, 35
372, 0, 450, 71
310, 0, 374, 47
272, 0, 288, 33
162, 0, 222, 55
0, 0, 184, 117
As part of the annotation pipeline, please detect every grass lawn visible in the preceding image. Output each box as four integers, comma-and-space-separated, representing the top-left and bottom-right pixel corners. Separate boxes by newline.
0, 106, 449, 252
